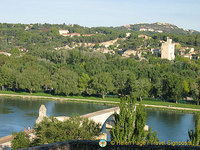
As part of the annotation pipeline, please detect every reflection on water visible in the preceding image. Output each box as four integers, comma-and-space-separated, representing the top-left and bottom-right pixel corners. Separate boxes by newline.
146, 109, 195, 142
0, 97, 196, 142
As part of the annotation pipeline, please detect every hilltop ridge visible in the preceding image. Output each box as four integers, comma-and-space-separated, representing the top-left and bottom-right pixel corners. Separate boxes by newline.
123, 22, 198, 34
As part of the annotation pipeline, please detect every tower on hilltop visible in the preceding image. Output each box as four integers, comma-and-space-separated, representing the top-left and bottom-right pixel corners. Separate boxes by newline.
161, 37, 175, 60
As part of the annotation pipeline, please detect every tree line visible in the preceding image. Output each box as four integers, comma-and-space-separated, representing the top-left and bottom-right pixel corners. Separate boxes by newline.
0, 49, 200, 104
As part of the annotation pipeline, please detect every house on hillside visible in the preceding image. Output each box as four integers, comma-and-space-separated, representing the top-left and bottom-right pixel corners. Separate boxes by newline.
126, 33, 131, 37
64, 33, 81, 37
0, 52, 11, 56
82, 34, 94, 37
59, 30, 69, 36
179, 47, 198, 59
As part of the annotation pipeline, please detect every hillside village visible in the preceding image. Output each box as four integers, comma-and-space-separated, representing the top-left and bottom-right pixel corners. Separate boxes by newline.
55, 28, 199, 61
0, 23, 199, 61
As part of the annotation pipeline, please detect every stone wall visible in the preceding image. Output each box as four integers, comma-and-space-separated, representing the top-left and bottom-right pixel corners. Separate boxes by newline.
21, 140, 199, 150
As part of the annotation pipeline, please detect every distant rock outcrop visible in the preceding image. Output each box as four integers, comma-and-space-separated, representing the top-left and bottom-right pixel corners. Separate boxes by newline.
123, 22, 199, 34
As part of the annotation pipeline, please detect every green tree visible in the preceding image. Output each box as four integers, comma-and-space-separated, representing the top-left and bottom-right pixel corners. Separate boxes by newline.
111, 96, 136, 142
113, 70, 132, 96
11, 132, 30, 150
51, 27, 59, 36
90, 72, 114, 99
33, 116, 101, 146
51, 69, 79, 96
10, 47, 20, 56
130, 78, 151, 101
0, 66, 16, 91
146, 127, 159, 144
78, 73, 91, 94
182, 80, 190, 98
134, 103, 146, 141
188, 113, 200, 146
111, 96, 159, 143
190, 78, 200, 105
162, 74, 184, 103
17, 67, 43, 94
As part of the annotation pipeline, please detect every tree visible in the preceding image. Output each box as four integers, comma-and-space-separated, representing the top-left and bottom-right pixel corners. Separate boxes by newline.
33, 116, 101, 146
134, 103, 146, 141
111, 96, 159, 143
146, 127, 159, 144
78, 73, 91, 94
111, 96, 136, 142
51, 68, 79, 96
16, 67, 43, 94
182, 80, 190, 98
11, 132, 30, 150
150, 78, 163, 100
188, 113, 200, 146
90, 72, 114, 99
162, 74, 184, 103
113, 70, 132, 96
10, 47, 20, 56
0, 66, 16, 91
129, 78, 151, 101
190, 78, 200, 105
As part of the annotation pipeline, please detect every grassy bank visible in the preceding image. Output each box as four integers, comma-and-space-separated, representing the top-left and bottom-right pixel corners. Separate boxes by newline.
142, 100, 200, 110
0, 91, 200, 112
0, 91, 120, 102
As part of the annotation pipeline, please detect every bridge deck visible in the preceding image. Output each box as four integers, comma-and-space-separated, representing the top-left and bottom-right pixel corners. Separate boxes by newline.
81, 107, 119, 118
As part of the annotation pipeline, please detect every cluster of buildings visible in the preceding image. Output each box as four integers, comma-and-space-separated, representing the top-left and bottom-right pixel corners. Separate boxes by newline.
58, 29, 198, 61
160, 38, 199, 60
121, 37, 199, 61
139, 28, 163, 33
58, 29, 94, 37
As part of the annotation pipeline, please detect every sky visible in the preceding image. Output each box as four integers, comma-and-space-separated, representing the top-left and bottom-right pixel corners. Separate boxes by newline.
0, 0, 199, 31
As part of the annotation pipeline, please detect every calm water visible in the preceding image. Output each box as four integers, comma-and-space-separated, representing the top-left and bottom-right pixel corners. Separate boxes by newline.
0, 97, 196, 142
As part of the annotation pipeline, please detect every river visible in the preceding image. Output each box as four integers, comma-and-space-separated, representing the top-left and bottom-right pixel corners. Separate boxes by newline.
0, 97, 196, 142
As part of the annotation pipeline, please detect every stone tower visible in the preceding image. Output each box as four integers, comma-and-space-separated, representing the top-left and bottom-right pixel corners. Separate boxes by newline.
36, 105, 47, 124
161, 37, 175, 60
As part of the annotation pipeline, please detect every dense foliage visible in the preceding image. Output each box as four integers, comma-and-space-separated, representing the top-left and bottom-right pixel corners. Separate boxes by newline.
11, 132, 30, 150
111, 96, 159, 143
1, 50, 200, 104
0, 23, 200, 104
11, 116, 101, 149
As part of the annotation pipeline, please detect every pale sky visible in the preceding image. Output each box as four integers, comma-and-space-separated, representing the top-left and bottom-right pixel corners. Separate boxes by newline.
0, 0, 199, 31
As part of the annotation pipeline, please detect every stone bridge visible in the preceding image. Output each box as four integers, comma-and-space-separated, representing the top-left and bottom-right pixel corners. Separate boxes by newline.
36, 105, 120, 128
81, 107, 120, 128
36, 105, 148, 130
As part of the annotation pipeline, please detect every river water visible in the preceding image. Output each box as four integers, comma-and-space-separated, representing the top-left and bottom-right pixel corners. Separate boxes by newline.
0, 97, 196, 142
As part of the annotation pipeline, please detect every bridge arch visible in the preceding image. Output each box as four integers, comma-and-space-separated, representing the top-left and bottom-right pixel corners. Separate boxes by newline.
81, 107, 120, 128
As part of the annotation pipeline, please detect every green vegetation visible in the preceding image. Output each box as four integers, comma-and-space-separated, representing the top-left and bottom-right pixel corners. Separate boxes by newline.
11, 115, 101, 149
128, 23, 199, 34
188, 113, 200, 146
0, 23, 200, 110
111, 96, 159, 143
11, 132, 30, 150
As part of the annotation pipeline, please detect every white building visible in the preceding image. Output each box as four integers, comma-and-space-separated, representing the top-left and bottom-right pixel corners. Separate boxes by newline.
0, 52, 11, 56
59, 30, 69, 36
161, 38, 175, 60
126, 33, 131, 37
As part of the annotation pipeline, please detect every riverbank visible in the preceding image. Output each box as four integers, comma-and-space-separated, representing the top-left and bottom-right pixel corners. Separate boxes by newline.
0, 92, 200, 113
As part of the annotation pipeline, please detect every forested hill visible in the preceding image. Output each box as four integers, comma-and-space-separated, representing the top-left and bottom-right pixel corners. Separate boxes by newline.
122, 22, 199, 34
0, 22, 200, 53
0, 23, 200, 104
